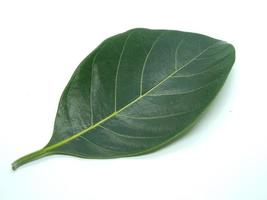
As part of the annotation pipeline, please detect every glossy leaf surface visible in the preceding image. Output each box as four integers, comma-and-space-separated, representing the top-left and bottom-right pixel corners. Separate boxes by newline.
12, 28, 235, 170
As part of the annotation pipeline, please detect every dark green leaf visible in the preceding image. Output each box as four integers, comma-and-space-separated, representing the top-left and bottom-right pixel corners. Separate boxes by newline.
12, 28, 235, 170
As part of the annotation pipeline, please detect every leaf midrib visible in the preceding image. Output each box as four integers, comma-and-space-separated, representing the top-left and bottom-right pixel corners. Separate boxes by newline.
43, 41, 222, 153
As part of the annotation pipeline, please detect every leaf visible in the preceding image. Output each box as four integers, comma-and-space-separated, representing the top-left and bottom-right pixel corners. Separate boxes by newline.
12, 28, 235, 170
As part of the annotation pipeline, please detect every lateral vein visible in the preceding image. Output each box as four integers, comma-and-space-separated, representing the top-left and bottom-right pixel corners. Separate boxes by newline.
99, 125, 162, 139
147, 78, 221, 97
114, 31, 134, 111
139, 32, 166, 95
89, 51, 99, 125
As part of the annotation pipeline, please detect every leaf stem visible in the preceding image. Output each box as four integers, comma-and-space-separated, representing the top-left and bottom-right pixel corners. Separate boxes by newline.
12, 148, 50, 171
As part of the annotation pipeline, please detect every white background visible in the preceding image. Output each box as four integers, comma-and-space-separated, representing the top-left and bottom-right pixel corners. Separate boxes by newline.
1, 0, 266, 200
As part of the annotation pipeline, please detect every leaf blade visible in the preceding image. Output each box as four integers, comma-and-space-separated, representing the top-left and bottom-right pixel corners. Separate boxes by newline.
12, 28, 235, 170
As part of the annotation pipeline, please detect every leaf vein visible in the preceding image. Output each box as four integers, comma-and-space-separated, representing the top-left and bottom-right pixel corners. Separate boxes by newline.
174, 38, 184, 70
118, 109, 197, 120
80, 135, 119, 153
99, 125, 162, 139
114, 31, 134, 111
147, 76, 221, 97
90, 51, 99, 125
139, 32, 166, 95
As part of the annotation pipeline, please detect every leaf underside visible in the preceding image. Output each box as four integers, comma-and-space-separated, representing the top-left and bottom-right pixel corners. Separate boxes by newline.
12, 28, 235, 170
